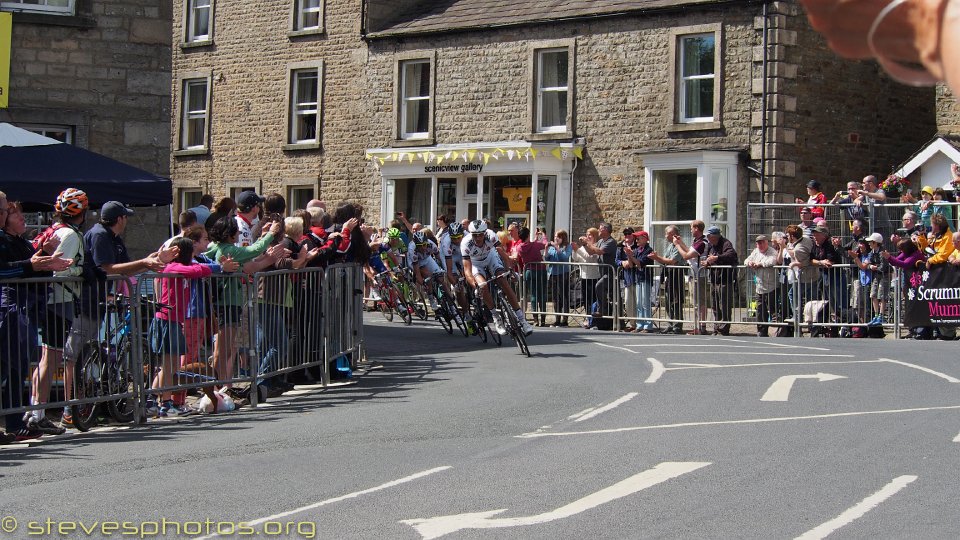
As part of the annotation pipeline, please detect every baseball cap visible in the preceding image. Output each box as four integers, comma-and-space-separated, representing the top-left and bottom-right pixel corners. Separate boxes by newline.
236, 191, 264, 210
866, 232, 884, 243
755, 234, 769, 242
813, 223, 830, 234
633, 231, 649, 239
100, 201, 134, 222
705, 226, 721, 236
807, 180, 821, 190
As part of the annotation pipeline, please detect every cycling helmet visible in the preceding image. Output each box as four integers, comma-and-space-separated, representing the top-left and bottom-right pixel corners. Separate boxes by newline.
55, 188, 89, 217
387, 227, 402, 239
412, 231, 427, 245
468, 219, 487, 234
448, 222, 464, 237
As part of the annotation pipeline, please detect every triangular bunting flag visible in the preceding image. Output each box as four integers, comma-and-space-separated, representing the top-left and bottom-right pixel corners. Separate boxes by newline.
573, 147, 583, 159
483, 152, 491, 165
467, 150, 477, 161
551, 148, 563, 160
451, 151, 460, 161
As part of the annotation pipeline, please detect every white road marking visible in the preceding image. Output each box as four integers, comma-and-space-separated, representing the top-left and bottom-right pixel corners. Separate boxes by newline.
516, 404, 960, 438
620, 343, 832, 351
668, 360, 880, 370
646, 357, 666, 383
670, 362, 722, 367
401, 462, 710, 539
760, 373, 847, 402
595, 342, 638, 354
793, 475, 918, 540
195, 466, 451, 540
880, 359, 960, 383
715, 337, 832, 351
655, 352, 855, 357
568, 407, 596, 420
575, 393, 639, 422
953, 431, 960, 443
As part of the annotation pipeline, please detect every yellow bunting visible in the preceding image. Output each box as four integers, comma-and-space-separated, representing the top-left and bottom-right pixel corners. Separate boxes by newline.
390, 153, 399, 161
483, 152, 491, 165
451, 151, 460, 161
529, 148, 538, 159
551, 148, 563, 160
407, 153, 415, 163
573, 147, 583, 159
467, 150, 477, 161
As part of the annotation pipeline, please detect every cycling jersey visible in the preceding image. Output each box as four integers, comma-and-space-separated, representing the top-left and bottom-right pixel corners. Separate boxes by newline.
439, 231, 464, 273
410, 240, 441, 270
369, 243, 390, 274
460, 230, 501, 262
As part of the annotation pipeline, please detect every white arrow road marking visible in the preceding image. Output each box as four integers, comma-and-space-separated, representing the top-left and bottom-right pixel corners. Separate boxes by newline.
645, 357, 665, 383
761, 373, 847, 402
195, 467, 451, 540
401, 462, 710, 539
953, 431, 960, 443
794, 475, 918, 540
575, 393, 638, 422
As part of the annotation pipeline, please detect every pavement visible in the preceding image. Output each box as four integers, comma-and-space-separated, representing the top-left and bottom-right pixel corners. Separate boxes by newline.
1, 314, 958, 539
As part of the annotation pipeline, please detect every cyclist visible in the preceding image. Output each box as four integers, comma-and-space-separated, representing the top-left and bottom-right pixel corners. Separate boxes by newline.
461, 220, 534, 336
439, 222, 473, 331
409, 231, 443, 309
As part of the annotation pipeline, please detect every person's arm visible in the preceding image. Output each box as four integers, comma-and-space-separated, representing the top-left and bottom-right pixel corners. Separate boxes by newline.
716, 241, 739, 266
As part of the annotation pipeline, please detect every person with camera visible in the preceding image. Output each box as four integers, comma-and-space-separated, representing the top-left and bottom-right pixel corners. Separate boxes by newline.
796, 180, 827, 219
830, 181, 869, 224
890, 210, 928, 252
649, 226, 686, 334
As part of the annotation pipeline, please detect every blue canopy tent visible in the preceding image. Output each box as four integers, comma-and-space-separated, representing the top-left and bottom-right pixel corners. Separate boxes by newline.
0, 123, 172, 210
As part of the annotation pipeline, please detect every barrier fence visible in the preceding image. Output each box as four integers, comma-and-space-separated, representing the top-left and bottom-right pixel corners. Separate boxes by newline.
518, 260, 914, 338
0, 264, 365, 428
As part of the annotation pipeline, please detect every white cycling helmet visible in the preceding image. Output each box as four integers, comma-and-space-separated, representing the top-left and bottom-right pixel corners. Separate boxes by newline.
468, 219, 487, 234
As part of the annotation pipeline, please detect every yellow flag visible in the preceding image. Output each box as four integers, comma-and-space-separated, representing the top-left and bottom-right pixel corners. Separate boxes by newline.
483, 152, 491, 165
390, 153, 399, 161
0, 12, 11, 109
529, 148, 538, 159
451, 151, 460, 161
573, 147, 584, 159
551, 148, 563, 160
467, 150, 477, 161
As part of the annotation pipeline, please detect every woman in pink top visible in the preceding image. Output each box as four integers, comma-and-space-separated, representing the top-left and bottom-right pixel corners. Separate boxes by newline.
148, 236, 212, 417
514, 227, 548, 326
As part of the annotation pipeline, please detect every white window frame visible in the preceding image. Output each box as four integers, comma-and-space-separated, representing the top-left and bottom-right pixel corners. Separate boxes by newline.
289, 66, 321, 145
399, 58, 432, 140
19, 124, 73, 144
641, 150, 740, 248
286, 184, 316, 211
0, 0, 75, 15
292, 0, 322, 32
176, 74, 212, 154
677, 32, 720, 124
535, 48, 570, 134
185, 0, 212, 44
179, 188, 203, 214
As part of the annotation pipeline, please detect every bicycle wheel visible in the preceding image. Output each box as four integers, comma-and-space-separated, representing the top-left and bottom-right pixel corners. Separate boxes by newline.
378, 296, 394, 322
474, 318, 488, 342
71, 342, 105, 432
444, 295, 468, 337
499, 295, 531, 357
435, 297, 453, 334
106, 340, 136, 423
406, 283, 429, 320
391, 285, 413, 325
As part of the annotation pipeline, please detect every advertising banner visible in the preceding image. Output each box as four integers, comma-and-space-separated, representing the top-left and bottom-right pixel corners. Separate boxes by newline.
903, 265, 960, 327
0, 12, 10, 109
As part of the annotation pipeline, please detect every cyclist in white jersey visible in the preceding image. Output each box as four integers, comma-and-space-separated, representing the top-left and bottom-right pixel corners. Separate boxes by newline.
439, 222, 472, 328
461, 220, 533, 336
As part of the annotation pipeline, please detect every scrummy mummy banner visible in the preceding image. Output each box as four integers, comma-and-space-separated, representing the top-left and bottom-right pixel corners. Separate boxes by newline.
903, 265, 960, 327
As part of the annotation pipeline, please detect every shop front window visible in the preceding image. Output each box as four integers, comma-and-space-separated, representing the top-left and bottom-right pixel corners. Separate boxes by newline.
437, 178, 457, 222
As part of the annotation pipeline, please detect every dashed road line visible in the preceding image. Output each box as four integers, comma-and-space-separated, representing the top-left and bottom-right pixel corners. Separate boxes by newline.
575, 393, 639, 422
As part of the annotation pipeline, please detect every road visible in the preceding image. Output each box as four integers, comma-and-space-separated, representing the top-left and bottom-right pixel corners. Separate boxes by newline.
1, 315, 959, 539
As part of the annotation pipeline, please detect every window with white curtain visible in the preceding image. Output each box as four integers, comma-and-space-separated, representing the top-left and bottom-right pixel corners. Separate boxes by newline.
290, 69, 319, 144
293, 0, 322, 31
678, 34, 716, 123
180, 78, 210, 150
536, 48, 569, 133
185, 0, 211, 43
399, 59, 431, 140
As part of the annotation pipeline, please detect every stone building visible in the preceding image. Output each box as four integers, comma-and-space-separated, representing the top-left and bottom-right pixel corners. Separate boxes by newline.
1, 0, 173, 255
169, 0, 935, 251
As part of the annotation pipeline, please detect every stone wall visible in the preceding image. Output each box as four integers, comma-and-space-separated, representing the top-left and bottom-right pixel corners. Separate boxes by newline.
1, 0, 173, 257
170, 0, 375, 213
1, 0, 172, 176
936, 84, 960, 135
765, 3, 936, 201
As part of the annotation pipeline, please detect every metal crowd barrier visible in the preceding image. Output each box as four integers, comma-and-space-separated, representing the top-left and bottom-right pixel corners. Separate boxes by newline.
1, 264, 366, 428
515, 259, 913, 338
0, 275, 142, 428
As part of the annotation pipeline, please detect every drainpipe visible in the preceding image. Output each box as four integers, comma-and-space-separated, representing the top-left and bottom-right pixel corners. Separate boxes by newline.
760, 1, 769, 202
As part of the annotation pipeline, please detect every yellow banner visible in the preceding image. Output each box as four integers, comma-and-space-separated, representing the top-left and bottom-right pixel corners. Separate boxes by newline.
0, 12, 10, 109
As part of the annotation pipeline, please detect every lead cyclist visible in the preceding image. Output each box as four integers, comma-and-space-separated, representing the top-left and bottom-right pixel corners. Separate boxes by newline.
460, 220, 534, 336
